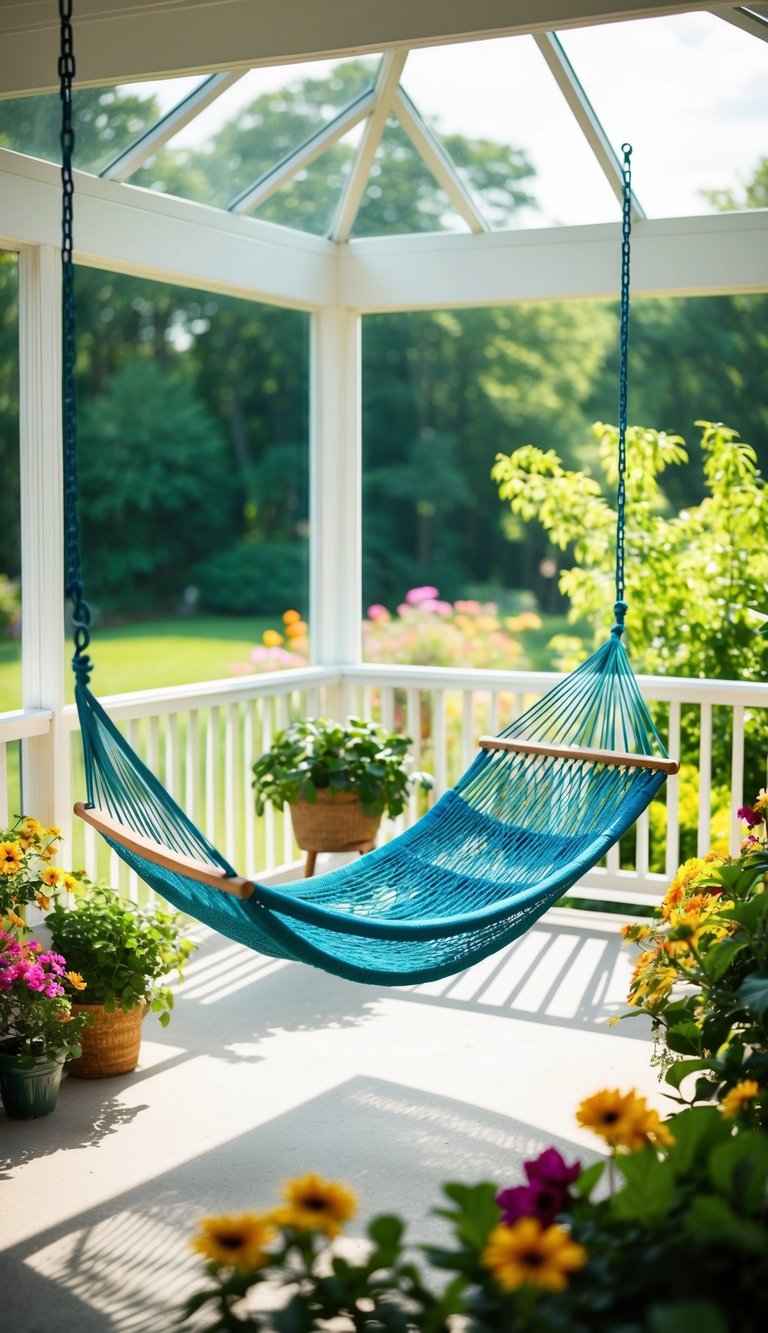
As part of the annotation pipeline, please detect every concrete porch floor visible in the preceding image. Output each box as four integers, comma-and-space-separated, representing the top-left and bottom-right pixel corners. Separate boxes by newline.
1, 902, 662, 1332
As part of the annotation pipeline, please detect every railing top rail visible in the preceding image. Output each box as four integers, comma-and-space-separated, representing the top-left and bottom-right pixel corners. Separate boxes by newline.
0, 708, 53, 742
340, 662, 768, 708
60, 665, 342, 728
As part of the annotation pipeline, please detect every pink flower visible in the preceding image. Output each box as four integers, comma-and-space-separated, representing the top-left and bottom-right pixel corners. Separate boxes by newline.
405, 586, 439, 605
419, 599, 453, 616
367, 604, 390, 621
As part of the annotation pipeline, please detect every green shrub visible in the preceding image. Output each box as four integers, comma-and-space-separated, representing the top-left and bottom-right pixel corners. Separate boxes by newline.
195, 541, 308, 616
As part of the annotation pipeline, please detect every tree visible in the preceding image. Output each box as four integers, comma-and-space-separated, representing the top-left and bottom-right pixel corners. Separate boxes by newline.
76, 360, 237, 609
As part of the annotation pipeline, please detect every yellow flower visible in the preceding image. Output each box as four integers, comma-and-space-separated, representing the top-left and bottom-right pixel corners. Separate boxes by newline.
66, 971, 87, 991
628, 951, 678, 1007
262, 629, 284, 647
721, 1080, 760, 1119
4, 909, 25, 930
17, 817, 43, 849
576, 1089, 674, 1151
0, 841, 24, 875
190, 1212, 275, 1271
40, 867, 64, 888
34, 890, 51, 911
482, 1218, 587, 1293
620, 922, 651, 941
753, 789, 768, 814
663, 903, 725, 959
272, 1173, 357, 1238
60, 873, 78, 893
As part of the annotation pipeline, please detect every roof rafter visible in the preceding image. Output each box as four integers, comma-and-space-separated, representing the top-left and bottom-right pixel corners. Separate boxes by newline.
534, 31, 646, 220
392, 87, 490, 233
330, 50, 409, 244
229, 87, 377, 216
100, 70, 246, 182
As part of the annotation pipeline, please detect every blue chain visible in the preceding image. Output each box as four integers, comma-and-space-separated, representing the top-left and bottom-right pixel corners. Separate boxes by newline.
611, 143, 632, 640
59, 0, 92, 686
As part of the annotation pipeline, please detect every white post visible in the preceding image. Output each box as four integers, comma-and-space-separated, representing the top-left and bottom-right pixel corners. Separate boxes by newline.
18, 245, 71, 839
309, 305, 362, 680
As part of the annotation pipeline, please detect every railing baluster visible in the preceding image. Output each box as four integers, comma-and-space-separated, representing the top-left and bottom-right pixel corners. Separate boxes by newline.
635, 806, 650, 881
462, 691, 475, 772
489, 691, 500, 738
406, 688, 421, 828
260, 696, 275, 872
225, 702, 237, 867
665, 700, 681, 880
186, 711, 200, 830
166, 715, 178, 801
432, 689, 447, 796
126, 719, 140, 902
698, 702, 713, 857
730, 704, 745, 856
206, 707, 218, 844
380, 685, 395, 734
275, 694, 293, 865
243, 701, 255, 874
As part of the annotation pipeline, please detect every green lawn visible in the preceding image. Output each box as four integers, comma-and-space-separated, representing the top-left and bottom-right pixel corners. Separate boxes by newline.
0, 616, 272, 712
0, 612, 576, 714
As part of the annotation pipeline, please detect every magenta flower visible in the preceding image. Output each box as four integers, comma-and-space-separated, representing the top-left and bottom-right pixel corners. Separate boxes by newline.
367, 604, 390, 621
496, 1148, 580, 1226
737, 805, 764, 829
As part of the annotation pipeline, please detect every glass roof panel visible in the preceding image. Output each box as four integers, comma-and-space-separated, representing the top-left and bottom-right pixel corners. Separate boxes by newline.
252, 128, 364, 234
0, 77, 203, 174
559, 11, 768, 217
351, 117, 470, 237
131, 56, 379, 210
399, 35, 620, 229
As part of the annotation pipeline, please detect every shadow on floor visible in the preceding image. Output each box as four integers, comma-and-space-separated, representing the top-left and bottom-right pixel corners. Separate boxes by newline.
2, 1074, 600, 1333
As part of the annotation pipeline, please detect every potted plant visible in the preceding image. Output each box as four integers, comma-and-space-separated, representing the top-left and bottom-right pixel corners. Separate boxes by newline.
45, 877, 196, 1078
252, 717, 432, 875
0, 816, 88, 1117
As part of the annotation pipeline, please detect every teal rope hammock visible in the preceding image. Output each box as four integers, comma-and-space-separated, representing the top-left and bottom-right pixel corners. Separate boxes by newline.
59, 4, 677, 986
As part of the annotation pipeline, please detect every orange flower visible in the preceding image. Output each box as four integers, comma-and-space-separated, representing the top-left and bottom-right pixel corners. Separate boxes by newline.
576, 1089, 675, 1151
282, 609, 301, 625
482, 1218, 587, 1293
66, 971, 87, 991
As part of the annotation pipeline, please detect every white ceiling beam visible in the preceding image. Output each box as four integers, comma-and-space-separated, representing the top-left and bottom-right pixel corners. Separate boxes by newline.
230, 89, 377, 216
337, 212, 768, 309
0, 148, 335, 310
101, 70, 245, 181
712, 5, 768, 41
534, 32, 646, 220
0, 2, 722, 98
392, 87, 490, 234
330, 50, 408, 244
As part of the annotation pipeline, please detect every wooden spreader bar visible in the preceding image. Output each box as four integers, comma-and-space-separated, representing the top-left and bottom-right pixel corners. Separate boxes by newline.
74, 802, 256, 899
478, 737, 679, 776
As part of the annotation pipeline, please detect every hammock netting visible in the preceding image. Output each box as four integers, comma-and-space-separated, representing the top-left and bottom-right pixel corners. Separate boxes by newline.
75, 633, 669, 985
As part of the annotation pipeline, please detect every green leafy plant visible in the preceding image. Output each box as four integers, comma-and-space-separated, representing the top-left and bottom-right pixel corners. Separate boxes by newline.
251, 716, 432, 819
46, 879, 195, 1025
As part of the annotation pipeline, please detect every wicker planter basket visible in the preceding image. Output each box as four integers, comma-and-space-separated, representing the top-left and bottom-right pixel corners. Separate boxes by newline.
289, 790, 381, 853
68, 1001, 145, 1078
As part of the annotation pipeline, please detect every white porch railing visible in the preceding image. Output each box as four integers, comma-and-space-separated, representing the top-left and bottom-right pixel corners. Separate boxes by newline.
2, 667, 767, 909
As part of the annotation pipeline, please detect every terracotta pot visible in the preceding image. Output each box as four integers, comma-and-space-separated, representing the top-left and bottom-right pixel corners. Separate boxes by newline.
68, 1001, 145, 1078
289, 789, 381, 853
0, 1047, 65, 1119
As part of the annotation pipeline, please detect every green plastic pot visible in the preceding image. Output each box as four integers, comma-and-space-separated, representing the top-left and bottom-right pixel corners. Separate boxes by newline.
0, 1048, 66, 1119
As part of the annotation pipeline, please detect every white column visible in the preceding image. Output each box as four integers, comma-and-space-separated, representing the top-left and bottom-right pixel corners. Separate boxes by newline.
18, 244, 71, 837
309, 305, 363, 670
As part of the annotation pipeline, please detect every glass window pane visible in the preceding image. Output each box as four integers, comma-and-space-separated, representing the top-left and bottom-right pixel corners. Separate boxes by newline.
133, 56, 379, 211
67, 266, 309, 695
559, 11, 768, 217
400, 36, 620, 229
352, 118, 470, 237
0, 78, 203, 174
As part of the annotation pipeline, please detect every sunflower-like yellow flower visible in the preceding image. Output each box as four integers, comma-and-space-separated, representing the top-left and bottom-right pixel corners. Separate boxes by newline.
60, 873, 78, 894
628, 951, 678, 1007
4, 908, 25, 930
262, 629, 284, 647
40, 866, 64, 888
34, 890, 51, 911
272, 1173, 357, 1238
481, 1218, 587, 1293
17, 817, 43, 849
576, 1089, 675, 1151
721, 1079, 760, 1119
663, 902, 726, 959
190, 1212, 275, 1271
0, 841, 24, 875
66, 971, 87, 991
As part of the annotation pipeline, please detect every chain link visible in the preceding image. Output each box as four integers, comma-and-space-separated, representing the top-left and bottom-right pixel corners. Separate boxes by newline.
59, 0, 92, 682
612, 143, 633, 638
